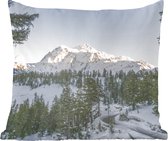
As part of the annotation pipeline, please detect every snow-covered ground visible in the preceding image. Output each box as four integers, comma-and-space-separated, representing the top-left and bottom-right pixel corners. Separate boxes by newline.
13, 84, 63, 107
90, 104, 167, 139
128, 104, 159, 124
21, 103, 167, 140
13, 83, 77, 107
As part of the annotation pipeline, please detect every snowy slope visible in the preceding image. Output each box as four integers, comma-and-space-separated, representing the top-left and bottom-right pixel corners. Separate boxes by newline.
12, 84, 77, 107
13, 84, 63, 107
25, 44, 155, 73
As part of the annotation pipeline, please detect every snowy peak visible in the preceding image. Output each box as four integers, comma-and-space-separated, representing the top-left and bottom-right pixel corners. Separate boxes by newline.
40, 44, 135, 64
40, 45, 73, 63
27, 44, 155, 73
137, 60, 154, 70
74, 44, 98, 53
41, 44, 107, 63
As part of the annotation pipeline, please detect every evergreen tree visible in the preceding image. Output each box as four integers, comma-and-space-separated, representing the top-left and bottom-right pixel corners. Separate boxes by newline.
14, 99, 30, 138
5, 100, 18, 139
82, 77, 102, 123
9, 0, 39, 45
97, 70, 101, 77
139, 72, 151, 104
48, 96, 62, 133
75, 89, 90, 130
76, 76, 82, 89
30, 94, 48, 134
150, 70, 159, 115
107, 75, 118, 103
123, 71, 139, 110
102, 68, 107, 77
59, 85, 74, 139
38, 102, 49, 136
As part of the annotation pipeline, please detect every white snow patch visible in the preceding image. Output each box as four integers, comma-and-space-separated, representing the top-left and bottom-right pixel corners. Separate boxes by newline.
13, 84, 63, 107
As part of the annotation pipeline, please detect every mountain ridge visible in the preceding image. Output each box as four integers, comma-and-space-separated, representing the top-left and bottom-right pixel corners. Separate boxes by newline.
15, 44, 155, 74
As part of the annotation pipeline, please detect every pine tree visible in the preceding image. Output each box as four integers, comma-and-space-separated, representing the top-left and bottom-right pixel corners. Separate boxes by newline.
82, 77, 102, 123
150, 70, 159, 115
103, 76, 109, 105
139, 71, 155, 105
38, 102, 49, 136
123, 71, 139, 110
76, 76, 82, 89
48, 96, 62, 134
5, 100, 18, 139
75, 89, 91, 130
107, 75, 118, 103
14, 99, 30, 138
59, 85, 74, 139
30, 94, 48, 134
9, 0, 39, 45
102, 68, 107, 77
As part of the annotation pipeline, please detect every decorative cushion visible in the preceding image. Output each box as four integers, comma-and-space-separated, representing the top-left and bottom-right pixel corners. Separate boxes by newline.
1, 0, 167, 139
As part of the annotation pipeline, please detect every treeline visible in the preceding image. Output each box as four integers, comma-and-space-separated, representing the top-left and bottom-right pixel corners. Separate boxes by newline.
13, 69, 118, 89
3, 69, 159, 139
13, 69, 158, 111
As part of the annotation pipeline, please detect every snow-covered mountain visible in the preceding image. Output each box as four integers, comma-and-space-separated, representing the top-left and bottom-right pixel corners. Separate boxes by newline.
24, 44, 155, 73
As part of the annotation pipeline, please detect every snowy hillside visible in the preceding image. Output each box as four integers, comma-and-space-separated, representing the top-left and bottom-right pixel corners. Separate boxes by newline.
25, 44, 154, 73
12, 83, 78, 108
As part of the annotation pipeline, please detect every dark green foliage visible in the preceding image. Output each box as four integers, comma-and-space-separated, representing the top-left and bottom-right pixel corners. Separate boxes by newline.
5, 99, 30, 139
31, 94, 49, 135
13, 70, 80, 88
76, 71, 83, 88
5, 100, 18, 139
15, 99, 30, 138
9, 1, 39, 45
5, 95, 48, 139
83, 77, 103, 121
102, 68, 107, 77
48, 86, 87, 139
48, 96, 61, 133
123, 71, 140, 110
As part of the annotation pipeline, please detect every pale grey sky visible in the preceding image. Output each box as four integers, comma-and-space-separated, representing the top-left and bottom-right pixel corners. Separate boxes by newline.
12, 1, 163, 66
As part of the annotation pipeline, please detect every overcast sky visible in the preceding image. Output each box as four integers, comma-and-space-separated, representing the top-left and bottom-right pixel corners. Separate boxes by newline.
12, 1, 163, 66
